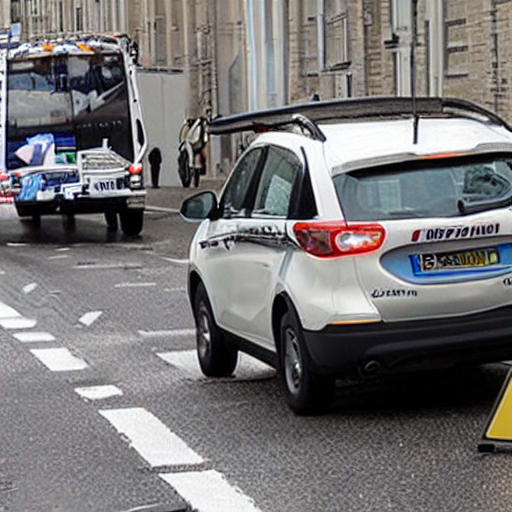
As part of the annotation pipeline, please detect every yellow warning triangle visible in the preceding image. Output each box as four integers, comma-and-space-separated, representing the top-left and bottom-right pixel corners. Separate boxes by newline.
479, 368, 512, 452
487, 380, 512, 439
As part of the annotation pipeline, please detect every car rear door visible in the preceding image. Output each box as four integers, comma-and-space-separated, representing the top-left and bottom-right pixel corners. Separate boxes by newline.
223, 143, 310, 347
197, 146, 265, 328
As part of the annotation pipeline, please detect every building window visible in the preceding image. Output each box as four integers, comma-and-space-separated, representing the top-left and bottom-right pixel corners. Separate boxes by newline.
301, 0, 349, 75
323, 0, 349, 70
11, 0, 21, 22
302, 0, 319, 76
155, 1, 167, 67
59, 1, 64, 32
76, 7, 83, 32
444, 2, 468, 77
246, 0, 287, 110
171, 0, 183, 68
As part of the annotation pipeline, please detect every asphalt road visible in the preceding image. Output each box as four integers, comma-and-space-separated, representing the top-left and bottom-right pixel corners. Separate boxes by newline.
0, 199, 511, 512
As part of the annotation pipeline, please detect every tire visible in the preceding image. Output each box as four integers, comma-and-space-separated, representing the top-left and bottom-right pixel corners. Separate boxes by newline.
119, 208, 143, 236
280, 309, 335, 415
194, 282, 238, 377
62, 213, 76, 232
178, 150, 192, 188
104, 211, 118, 231
14, 203, 28, 218
31, 214, 41, 228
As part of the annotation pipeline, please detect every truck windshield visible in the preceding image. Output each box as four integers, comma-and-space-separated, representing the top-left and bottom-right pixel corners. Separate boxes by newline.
333, 154, 512, 221
6, 51, 133, 170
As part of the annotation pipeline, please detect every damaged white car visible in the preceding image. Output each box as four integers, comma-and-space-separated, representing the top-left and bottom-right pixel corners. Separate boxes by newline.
182, 97, 512, 414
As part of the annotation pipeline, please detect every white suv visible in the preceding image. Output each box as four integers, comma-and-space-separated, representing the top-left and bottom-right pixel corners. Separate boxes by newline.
181, 97, 512, 414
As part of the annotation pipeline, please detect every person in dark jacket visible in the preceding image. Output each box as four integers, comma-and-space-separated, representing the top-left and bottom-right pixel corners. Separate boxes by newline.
148, 147, 162, 188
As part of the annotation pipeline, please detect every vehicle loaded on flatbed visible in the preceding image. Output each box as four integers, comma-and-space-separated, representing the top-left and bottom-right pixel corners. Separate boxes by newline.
0, 34, 147, 235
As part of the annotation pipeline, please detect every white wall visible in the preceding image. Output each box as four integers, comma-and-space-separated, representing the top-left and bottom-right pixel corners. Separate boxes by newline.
137, 69, 188, 186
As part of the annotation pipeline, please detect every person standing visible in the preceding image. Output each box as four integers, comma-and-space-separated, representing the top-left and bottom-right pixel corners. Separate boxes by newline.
148, 147, 162, 188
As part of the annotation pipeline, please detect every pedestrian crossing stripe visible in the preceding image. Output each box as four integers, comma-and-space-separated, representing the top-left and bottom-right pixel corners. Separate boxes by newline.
479, 368, 512, 452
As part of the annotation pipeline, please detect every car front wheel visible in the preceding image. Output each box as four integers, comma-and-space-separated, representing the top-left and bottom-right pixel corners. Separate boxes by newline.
194, 282, 238, 377
280, 309, 335, 415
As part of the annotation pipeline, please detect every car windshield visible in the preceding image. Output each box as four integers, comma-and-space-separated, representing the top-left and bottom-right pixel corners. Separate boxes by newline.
333, 154, 512, 221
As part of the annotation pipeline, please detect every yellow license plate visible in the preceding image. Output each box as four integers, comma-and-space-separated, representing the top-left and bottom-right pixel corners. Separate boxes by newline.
419, 247, 499, 272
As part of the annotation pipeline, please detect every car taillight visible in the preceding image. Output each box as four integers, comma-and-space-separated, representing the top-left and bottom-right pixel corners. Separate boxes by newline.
128, 163, 143, 174
293, 221, 385, 258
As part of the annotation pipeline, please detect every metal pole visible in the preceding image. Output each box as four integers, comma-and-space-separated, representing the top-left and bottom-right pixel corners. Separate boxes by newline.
411, 0, 419, 144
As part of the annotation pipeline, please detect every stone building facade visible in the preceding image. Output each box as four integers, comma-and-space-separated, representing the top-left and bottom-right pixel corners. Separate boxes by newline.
5, 0, 512, 170
0, 3, 10, 32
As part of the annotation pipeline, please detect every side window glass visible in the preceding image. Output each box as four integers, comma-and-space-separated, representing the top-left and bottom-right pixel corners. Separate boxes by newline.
221, 148, 263, 218
252, 147, 301, 218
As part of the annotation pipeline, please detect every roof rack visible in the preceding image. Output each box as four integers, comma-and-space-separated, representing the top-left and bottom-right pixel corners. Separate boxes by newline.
209, 96, 512, 137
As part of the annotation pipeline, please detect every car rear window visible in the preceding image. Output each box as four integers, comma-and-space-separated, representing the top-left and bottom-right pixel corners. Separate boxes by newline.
333, 154, 512, 221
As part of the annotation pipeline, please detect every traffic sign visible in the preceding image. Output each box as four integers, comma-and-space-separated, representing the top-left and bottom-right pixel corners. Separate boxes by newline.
478, 368, 512, 452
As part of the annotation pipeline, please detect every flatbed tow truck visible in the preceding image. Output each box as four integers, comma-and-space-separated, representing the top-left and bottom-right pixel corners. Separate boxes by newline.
0, 34, 147, 235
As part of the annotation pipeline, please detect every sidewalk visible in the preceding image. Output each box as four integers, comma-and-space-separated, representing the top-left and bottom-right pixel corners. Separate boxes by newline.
145, 177, 226, 211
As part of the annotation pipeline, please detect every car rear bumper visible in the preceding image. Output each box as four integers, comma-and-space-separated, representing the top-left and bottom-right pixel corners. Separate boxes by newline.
303, 306, 512, 377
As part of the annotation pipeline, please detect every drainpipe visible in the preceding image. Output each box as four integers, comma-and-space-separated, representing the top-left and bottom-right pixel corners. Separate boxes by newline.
490, 0, 500, 114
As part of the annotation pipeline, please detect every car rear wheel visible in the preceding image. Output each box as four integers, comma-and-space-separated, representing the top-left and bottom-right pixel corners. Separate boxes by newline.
104, 210, 118, 231
194, 282, 238, 377
280, 309, 335, 415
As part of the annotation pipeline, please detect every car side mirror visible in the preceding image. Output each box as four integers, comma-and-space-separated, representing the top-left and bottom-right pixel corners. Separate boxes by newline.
180, 190, 219, 220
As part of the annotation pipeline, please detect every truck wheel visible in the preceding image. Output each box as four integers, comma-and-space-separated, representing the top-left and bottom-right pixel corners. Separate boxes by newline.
280, 309, 335, 415
104, 211, 118, 231
31, 214, 41, 228
14, 203, 28, 217
62, 214, 76, 232
119, 209, 143, 236
194, 282, 238, 377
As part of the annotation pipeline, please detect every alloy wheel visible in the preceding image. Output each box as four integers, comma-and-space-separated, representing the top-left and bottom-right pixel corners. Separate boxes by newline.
284, 327, 303, 395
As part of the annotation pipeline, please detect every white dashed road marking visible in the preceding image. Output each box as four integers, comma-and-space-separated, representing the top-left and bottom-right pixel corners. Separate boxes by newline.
157, 350, 275, 381
30, 348, 89, 372
0, 317, 37, 329
115, 282, 157, 288
0, 299, 262, 511
75, 385, 123, 400
162, 257, 189, 265
22, 283, 37, 294
138, 328, 195, 338
99, 407, 204, 467
79, 311, 103, 326
0, 302, 21, 319
12, 331, 56, 343
160, 470, 263, 512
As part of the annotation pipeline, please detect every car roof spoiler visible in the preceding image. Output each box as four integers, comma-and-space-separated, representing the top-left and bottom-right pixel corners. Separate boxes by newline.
209, 97, 512, 140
